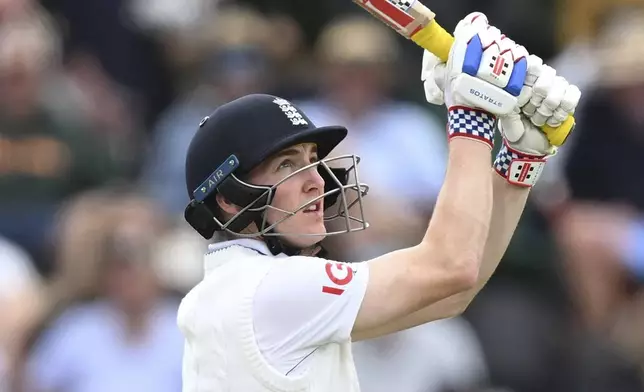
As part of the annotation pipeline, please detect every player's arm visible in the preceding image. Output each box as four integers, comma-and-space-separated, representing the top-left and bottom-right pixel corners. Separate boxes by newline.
350, 13, 505, 340
350, 136, 492, 339
350, 13, 580, 342
352, 174, 527, 340
391, 51, 581, 329
416, 113, 570, 321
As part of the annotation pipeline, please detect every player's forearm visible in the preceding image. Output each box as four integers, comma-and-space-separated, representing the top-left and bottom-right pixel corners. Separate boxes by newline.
352, 139, 495, 340
424, 174, 529, 308
472, 173, 530, 288
420, 138, 494, 283
419, 174, 529, 316
378, 172, 527, 330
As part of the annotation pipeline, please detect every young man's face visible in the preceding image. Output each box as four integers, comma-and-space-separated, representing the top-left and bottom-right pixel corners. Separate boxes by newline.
246, 143, 327, 248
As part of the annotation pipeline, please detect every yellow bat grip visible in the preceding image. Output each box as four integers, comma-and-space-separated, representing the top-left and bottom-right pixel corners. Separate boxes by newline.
410, 19, 575, 147
540, 115, 575, 147
411, 19, 453, 63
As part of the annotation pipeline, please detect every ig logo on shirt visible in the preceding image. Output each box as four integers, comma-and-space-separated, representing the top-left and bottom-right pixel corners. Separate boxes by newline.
322, 262, 355, 296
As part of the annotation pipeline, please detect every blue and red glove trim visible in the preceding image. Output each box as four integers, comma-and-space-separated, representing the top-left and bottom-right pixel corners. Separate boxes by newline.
447, 106, 497, 149
493, 139, 547, 187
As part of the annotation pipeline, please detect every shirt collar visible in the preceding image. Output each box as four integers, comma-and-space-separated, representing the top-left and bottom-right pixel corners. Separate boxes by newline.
207, 238, 273, 256
204, 238, 289, 273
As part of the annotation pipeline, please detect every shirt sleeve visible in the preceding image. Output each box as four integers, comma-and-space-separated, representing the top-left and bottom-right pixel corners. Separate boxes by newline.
252, 256, 369, 373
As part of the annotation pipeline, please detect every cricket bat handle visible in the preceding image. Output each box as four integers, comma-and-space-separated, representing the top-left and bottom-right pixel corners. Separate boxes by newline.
352, 0, 574, 146
352, 0, 453, 61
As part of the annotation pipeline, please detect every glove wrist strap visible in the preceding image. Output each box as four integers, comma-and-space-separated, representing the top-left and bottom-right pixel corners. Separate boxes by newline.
493, 140, 547, 188
447, 106, 497, 149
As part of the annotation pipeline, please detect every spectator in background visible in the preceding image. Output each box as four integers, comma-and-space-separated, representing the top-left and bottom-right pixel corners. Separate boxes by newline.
0, 6, 118, 276
296, 15, 448, 262
555, 10, 644, 374
556, 10, 644, 331
38, 0, 177, 133
537, 2, 644, 189
16, 189, 184, 392
555, 0, 644, 49
140, 5, 279, 217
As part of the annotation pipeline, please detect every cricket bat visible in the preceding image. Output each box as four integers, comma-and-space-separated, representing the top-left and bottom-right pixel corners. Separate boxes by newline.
352, 0, 575, 146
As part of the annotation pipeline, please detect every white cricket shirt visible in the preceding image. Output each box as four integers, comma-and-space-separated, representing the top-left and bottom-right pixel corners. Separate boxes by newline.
177, 238, 369, 392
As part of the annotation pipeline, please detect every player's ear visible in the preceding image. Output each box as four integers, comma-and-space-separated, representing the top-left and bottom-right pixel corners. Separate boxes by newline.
216, 193, 241, 215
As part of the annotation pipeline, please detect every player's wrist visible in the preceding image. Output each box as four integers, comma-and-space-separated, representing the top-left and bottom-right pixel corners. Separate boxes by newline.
447, 106, 497, 149
493, 139, 547, 188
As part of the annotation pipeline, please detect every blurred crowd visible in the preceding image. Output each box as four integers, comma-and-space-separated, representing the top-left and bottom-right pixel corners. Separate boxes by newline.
1, 0, 644, 391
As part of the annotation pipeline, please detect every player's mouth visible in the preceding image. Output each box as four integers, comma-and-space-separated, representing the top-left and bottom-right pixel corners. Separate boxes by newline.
303, 200, 324, 217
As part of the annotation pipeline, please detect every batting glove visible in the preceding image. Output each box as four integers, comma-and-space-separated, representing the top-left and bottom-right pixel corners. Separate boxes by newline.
519, 56, 581, 144
421, 12, 582, 187
424, 12, 529, 149
493, 63, 581, 187
493, 115, 552, 187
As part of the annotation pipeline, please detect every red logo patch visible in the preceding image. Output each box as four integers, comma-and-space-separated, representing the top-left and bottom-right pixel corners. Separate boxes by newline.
322, 262, 354, 296
492, 56, 506, 76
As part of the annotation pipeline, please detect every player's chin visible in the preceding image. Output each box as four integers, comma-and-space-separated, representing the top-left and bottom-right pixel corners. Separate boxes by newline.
304, 221, 327, 240
289, 221, 327, 248
286, 234, 325, 250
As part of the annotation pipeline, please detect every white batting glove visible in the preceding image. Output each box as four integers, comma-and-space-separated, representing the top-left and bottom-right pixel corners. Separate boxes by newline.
441, 12, 527, 115
519, 56, 581, 128
421, 50, 446, 106
493, 114, 552, 187
498, 63, 581, 157
493, 62, 581, 187
421, 12, 535, 149
423, 43, 581, 144
421, 13, 581, 187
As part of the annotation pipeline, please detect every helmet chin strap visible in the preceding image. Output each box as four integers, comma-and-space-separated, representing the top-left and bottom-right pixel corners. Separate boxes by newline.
264, 235, 302, 257
253, 217, 326, 257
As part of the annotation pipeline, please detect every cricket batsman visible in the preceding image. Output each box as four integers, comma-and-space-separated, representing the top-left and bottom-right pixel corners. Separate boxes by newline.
177, 12, 580, 392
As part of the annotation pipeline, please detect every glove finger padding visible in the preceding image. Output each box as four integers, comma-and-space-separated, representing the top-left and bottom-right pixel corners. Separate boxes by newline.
560, 84, 582, 113
421, 50, 446, 105
522, 64, 555, 117
541, 76, 568, 113
517, 57, 580, 145
531, 109, 551, 127
532, 65, 556, 98
517, 85, 533, 107
532, 76, 569, 126
549, 108, 570, 126
530, 65, 570, 127
524, 54, 543, 87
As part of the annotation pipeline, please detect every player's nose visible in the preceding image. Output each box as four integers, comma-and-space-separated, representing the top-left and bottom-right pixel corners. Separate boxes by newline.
303, 166, 325, 193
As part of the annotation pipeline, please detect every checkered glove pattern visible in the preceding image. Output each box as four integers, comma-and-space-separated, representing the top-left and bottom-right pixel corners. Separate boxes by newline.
447, 106, 497, 149
388, 0, 414, 10
494, 139, 547, 187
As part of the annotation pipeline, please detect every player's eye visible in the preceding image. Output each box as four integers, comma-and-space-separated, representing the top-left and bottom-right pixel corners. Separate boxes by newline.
278, 159, 295, 171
